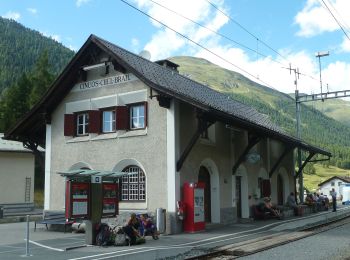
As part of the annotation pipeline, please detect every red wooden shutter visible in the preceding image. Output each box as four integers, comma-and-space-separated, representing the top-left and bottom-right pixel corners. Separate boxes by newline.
88, 110, 101, 133
116, 106, 128, 130
64, 114, 75, 136
262, 179, 271, 197
144, 102, 148, 128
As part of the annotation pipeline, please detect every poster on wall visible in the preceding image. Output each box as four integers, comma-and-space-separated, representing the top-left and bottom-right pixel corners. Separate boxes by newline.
102, 183, 118, 217
70, 182, 90, 218
194, 188, 205, 223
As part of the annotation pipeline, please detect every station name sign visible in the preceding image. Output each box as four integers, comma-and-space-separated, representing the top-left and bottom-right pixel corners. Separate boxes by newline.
72, 73, 137, 92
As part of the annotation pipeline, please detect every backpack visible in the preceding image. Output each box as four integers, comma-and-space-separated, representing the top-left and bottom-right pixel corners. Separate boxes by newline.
96, 223, 111, 246
114, 227, 128, 246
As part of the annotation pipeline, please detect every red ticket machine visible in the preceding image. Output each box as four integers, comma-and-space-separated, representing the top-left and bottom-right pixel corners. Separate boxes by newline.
183, 182, 205, 232
65, 181, 90, 219
102, 183, 119, 217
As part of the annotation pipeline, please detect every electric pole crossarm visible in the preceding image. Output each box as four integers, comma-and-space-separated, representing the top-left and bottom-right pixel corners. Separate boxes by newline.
298, 90, 350, 103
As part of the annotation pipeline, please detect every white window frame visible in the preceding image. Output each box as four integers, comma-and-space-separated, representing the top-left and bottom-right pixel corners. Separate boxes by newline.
102, 110, 116, 133
76, 113, 89, 136
130, 104, 145, 129
121, 166, 146, 201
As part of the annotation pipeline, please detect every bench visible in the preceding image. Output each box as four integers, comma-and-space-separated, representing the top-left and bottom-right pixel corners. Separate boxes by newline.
34, 211, 74, 233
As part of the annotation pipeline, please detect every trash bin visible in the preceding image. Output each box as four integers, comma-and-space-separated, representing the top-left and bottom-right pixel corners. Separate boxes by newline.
0, 206, 3, 219
156, 208, 166, 233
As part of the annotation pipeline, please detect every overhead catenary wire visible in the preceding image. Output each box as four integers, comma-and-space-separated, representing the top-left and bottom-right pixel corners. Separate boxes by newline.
319, 0, 350, 41
324, 0, 350, 33
206, 0, 290, 62
120, 0, 278, 90
149, 0, 286, 68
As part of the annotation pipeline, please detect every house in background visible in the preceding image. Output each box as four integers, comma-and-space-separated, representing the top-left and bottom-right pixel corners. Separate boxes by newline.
4, 35, 330, 233
0, 133, 35, 213
318, 176, 350, 199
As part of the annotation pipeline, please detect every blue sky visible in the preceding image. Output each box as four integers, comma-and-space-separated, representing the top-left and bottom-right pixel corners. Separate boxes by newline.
1, 0, 350, 95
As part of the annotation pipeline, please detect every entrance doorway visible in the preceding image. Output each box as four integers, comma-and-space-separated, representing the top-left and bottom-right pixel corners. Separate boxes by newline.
198, 166, 211, 222
235, 176, 242, 218
277, 174, 284, 205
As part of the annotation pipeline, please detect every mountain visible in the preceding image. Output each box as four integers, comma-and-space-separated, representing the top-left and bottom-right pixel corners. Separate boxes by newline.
0, 17, 74, 94
170, 56, 350, 169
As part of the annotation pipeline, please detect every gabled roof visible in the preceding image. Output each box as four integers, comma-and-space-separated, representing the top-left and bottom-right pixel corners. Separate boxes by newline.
318, 176, 350, 186
4, 34, 331, 157
0, 133, 31, 153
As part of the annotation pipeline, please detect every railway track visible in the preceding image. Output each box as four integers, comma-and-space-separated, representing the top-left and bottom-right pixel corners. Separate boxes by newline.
185, 215, 350, 259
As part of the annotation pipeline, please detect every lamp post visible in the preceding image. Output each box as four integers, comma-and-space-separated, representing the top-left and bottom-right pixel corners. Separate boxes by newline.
315, 51, 329, 96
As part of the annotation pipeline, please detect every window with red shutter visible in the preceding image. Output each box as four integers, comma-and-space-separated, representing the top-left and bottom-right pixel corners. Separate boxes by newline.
116, 106, 128, 130
88, 110, 101, 133
64, 114, 75, 136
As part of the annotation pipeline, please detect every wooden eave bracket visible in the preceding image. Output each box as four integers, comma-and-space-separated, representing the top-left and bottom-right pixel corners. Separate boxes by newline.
232, 135, 261, 175
269, 145, 294, 178
295, 152, 316, 179
176, 112, 215, 172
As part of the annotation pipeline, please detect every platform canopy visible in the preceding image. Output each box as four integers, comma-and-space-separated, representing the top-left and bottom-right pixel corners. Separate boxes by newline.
57, 169, 128, 182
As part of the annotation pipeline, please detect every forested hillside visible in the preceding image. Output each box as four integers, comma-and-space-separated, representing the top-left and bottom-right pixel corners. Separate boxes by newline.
0, 17, 74, 94
171, 56, 350, 169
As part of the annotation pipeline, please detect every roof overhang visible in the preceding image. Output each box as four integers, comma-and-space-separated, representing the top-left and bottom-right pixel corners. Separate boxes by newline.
57, 169, 128, 182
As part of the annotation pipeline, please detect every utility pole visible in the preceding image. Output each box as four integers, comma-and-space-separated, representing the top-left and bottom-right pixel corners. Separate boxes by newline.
315, 51, 329, 98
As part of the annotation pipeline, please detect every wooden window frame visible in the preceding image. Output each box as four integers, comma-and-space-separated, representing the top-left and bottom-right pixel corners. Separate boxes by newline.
76, 112, 89, 136
101, 107, 117, 133
129, 102, 147, 130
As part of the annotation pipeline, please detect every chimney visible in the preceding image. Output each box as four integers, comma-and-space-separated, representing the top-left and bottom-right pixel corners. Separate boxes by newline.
155, 59, 179, 73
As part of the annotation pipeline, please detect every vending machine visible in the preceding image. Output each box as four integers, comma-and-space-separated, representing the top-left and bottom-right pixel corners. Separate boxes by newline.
183, 182, 205, 232
65, 181, 90, 219
102, 183, 119, 217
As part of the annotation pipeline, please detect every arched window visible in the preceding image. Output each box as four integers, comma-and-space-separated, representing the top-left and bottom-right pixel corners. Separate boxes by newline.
121, 165, 146, 201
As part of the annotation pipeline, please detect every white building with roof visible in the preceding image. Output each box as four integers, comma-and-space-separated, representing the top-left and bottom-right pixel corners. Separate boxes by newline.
0, 133, 35, 211
3, 35, 330, 232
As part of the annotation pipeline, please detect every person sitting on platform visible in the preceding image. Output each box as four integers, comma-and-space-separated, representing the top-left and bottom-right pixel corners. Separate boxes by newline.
286, 192, 302, 216
260, 197, 282, 219
139, 214, 159, 240
122, 213, 140, 245
304, 193, 317, 212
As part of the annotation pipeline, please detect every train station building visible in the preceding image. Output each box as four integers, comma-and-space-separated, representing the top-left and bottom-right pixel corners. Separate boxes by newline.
4, 34, 330, 233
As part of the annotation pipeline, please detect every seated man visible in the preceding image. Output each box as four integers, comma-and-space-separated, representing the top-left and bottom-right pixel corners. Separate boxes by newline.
260, 197, 282, 219
286, 192, 302, 216
304, 193, 317, 212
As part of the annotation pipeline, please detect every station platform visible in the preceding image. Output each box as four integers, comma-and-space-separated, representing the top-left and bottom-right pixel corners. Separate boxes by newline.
0, 205, 349, 259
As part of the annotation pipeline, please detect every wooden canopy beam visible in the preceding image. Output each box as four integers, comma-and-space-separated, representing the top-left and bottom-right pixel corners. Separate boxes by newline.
295, 152, 316, 179
232, 135, 261, 175
269, 146, 294, 178
176, 112, 215, 172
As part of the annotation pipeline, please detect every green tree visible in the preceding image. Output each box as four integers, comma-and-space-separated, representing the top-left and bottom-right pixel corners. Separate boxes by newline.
29, 50, 54, 107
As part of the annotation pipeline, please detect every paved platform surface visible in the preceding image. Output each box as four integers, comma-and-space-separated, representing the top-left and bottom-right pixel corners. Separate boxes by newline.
0, 205, 349, 259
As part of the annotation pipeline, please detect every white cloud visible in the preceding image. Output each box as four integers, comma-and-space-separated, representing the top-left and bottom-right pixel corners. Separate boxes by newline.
136, 0, 350, 95
341, 36, 350, 52
76, 0, 91, 7
134, 0, 229, 60
27, 8, 38, 15
2, 11, 21, 21
295, 0, 350, 37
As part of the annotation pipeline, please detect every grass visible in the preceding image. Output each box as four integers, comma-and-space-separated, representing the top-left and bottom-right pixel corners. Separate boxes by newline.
34, 189, 44, 208
304, 164, 350, 191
